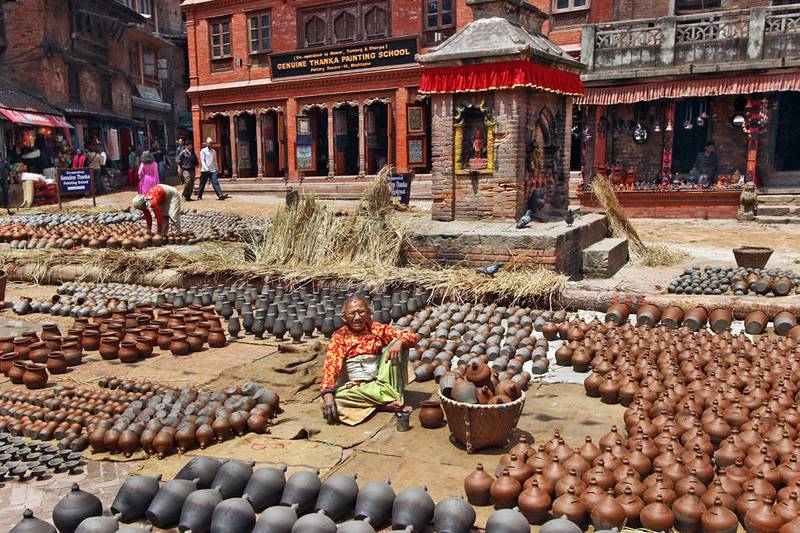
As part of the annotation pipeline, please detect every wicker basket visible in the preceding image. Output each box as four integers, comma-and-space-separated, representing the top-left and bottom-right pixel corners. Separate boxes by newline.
733, 246, 773, 269
438, 389, 525, 453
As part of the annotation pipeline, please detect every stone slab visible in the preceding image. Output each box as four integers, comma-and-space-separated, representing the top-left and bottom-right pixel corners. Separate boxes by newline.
582, 237, 629, 279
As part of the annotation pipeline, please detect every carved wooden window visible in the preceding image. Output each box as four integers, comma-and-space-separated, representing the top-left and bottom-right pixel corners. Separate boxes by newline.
249, 12, 271, 53
364, 4, 389, 38
425, 0, 454, 29
675, 0, 721, 10
304, 14, 327, 47
209, 17, 233, 71
333, 9, 357, 42
553, 0, 589, 12
300, 1, 391, 48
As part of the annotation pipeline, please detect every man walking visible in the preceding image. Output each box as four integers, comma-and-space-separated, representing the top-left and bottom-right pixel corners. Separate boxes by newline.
199, 138, 229, 200
177, 141, 198, 201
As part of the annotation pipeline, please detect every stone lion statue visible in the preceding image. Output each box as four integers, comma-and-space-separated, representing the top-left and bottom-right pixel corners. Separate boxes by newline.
738, 182, 758, 221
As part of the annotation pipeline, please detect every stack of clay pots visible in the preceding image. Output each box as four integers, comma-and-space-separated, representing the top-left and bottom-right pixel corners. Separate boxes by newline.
0, 326, 72, 390
465, 307, 800, 531
1, 220, 189, 250
180, 209, 267, 242
668, 265, 800, 296
0, 431, 84, 483
12, 457, 552, 533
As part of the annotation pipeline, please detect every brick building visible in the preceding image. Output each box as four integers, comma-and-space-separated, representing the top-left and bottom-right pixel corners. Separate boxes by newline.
537, 0, 800, 218
0, 0, 188, 172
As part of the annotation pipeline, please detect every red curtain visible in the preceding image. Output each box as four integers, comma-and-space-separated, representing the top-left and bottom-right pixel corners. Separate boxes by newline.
419, 60, 584, 96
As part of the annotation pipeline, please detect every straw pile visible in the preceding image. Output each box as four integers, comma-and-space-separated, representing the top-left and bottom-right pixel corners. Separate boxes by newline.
639, 244, 690, 267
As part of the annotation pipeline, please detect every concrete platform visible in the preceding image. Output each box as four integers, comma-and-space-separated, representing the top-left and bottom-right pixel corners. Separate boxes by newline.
582, 237, 629, 279
404, 213, 612, 279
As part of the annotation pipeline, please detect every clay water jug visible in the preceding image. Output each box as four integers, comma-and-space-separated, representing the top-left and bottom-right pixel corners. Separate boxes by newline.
211, 460, 254, 499
175, 456, 225, 489
210, 497, 256, 533
518, 479, 551, 524
253, 504, 298, 533
110, 474, 162, 522
281, 469, 321, 516
314, 473, 359, 521
243, 465, 287, 513
52, 484, 103, 533
354, 479, 395, 527
146, 478, 199, 529
391, 486, 435, 532
432, 496, 476, 533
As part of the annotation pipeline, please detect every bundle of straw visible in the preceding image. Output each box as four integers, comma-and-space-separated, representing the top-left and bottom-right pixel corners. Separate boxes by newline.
590, 175, 647, 257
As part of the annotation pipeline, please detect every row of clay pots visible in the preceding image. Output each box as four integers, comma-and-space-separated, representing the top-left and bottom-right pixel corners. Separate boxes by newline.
669, 266, 800, 297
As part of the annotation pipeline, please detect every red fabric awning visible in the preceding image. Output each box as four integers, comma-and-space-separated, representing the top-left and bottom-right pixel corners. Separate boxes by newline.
419, 60, 584, 96
0, 108, 73, 129
577, 72, 800, 106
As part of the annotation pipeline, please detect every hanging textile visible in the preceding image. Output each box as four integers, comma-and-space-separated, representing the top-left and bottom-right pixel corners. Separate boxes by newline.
106, 129, 121, 161
419, 60, 584, 96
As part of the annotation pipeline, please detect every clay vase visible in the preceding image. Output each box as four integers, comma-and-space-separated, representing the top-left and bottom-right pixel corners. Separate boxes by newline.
135, 337, 154, 359
52, 483, 103, 533
146, 478, 199, 529
208, 327, 227, 348
518, 479, 552, 524
451, 379, 479, 404
118, 341, 140, 364
99, 336, 120, 360
591, 490, 627, 530
178, 488, 224, 533
10, 509, 57, 533
491, 470, 522, 509
433, 496, 476, 533
243, 466, 287, 513
391, 486, 435, 532
280, 470, 322, 516
774, 310, 798, 336
211, 460, 255, 500
47, 351, 68, 375
210, 497, 256, 533
465, 361, 492, 388
464, 463, 493, 506
418, 400, 445, 428
673, 487, 707, 533
315, 473, 359, 521
354, 479, 395, 527
169, 334, 191, 356
110, 474, 162, 522
22, 363, 48, 390
196, 425, 215, 449
640, 495, 676, 532
0, 351, 20, 376
175, 455, 226, 489
187, 332, 204, 353
702, 497, 739, 533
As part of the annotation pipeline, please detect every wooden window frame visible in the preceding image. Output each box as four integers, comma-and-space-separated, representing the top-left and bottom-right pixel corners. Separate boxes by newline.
674, 0, 721, 10
129, 45, 141, 79
209, 17, 234, 72
101, 77, 113, 109
142, 47, 158, 81
68, 65, 81, 105
423, 0, 455, 31
248, 11, 272, 55
298, 0, 391, 49
552, 0, 590, 13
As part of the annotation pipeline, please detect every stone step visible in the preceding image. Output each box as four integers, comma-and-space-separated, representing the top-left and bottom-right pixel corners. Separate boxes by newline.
582, 237, 629, 279
756, 205, 800, 217
754, 215, 800, 224
757, 194, 800, 205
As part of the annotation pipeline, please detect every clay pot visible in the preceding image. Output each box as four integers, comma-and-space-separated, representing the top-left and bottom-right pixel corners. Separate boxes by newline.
418, 400, 445, 428
10, 509, 56, 533
640, 495, 675, 532
637, 304, 662, 326
169, 334, 191, 356
518, 479, 552, 524
673, 487, 706, 533
280, 470, 322, 516
187, 332, 204, 352
605, 303, 630, 325
28, 342, 50, 364
702, 497, 739, 533
196, 425, 215, 449
210, 460, 255, 500
110, 474, 162, 522
152, 430, 174, 459
433, 496, 476, 533
99, 336, 120, 360
391, 486, 435, 532
709, 308, 733, 333
744, 499, 786, 533
52, 483, 103, 533
490, 470, 522, 509
175, 456, 226, 489
314, 473, 359, 522
242, 466, 287, 513
81, 330, 100, 351
146, 478, 198, 529
745, 310, 769, 335
61, 342, 82, 366
465, 463, 493, 506
157, 329, 174, 350
22, 363, 48, 389
551, 487, 588, 530
118, 341, 140, 364
178, 488, 224, 533
684, 307, 708, 331
135, 337, 153, 358
47, 351, 68, 374
590, 490, 627, 530
0, 351, 20, 376
208, 327, 227, 348
775, 310, 798, 336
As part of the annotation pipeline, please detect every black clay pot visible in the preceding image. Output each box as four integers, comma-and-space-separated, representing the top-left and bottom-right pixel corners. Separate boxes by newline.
227, 317, 241, 339
175, 456, 226, 489
355, 479, 395, 528
539, 516, 583, 533
321, 317, 335, 339
110, 474, 162, 523
52, 483, 103, 533
209, 497, 256, 533
243, 466, 287, 513
114, 528, 153, 533
391, 486, 435, 532
74, 515, 119, 533
290, 511, 336, 533
337, 519, 377, 533
252, 504, 298, 533
178, 488, 223, 533
10, 509, 56, 533
211, 460, 255, 500
280, 470, 321, 516
315, 473, 359, 521
433, 497, 476, 533
485, 508, 532, 533
146, 478, 199, 529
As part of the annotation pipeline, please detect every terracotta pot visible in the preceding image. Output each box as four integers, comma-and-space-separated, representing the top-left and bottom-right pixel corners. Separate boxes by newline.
518, 479, 552, 525
208, 327, 227, 348
8, 360, 26, 384
640, 495, 675, 532
187, 332, 204, 352
745, 311, 769, 335
709, 308, 733, 333
702, 497, 739, 533
775, 311, 798, 336
61, 342, 82, 366
118, 341, 140, 364
99, 336, 120, 360
418, 400, 445, 428
13, 337, 31, 359
0, 351, 20, 375
0, 336, 14, 354
47, 351, 68, 374
135, 337, 154, 358
81, 330, 101, 351
684, 307, 708, 331
28, 341, 50, 363
170, 334, 191, 356
22, 362, 48, 389
157, 329, 174, 350
636, 304, 662, 327
605, 303, 630, 326
490, 470, 522, 509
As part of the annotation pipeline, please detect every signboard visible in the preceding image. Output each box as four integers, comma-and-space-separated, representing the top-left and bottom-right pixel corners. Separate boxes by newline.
388, 173, 412, 205
296, 145, 314, 171
57, 168, 95, 208
271, 37, 418, 79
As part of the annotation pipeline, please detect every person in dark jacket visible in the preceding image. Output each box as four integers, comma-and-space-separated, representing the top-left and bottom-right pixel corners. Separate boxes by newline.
688, 141, 719, 187
176, 141, 199, 201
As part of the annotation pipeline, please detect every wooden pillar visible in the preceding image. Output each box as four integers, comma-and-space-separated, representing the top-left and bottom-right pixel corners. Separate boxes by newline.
592, 106, 608, 172
327, 103, 335, 178
358, 101, 366, 177
386, 99, 394, 168
394, 88, 409, 173
255, 112, 264, 180
286, 97, 299, 181
278, 109, 287, 178
229, 115, 238, 181
661, 102, 676, 180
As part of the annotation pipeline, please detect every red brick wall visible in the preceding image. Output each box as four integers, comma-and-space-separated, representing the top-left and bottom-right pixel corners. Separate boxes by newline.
709, 95, 748, 177
580, 190, 741, 219
609, 105, 664, 180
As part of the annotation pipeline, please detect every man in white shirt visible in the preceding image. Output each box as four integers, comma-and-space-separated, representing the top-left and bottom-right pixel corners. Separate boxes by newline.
198, 137, 229, 200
